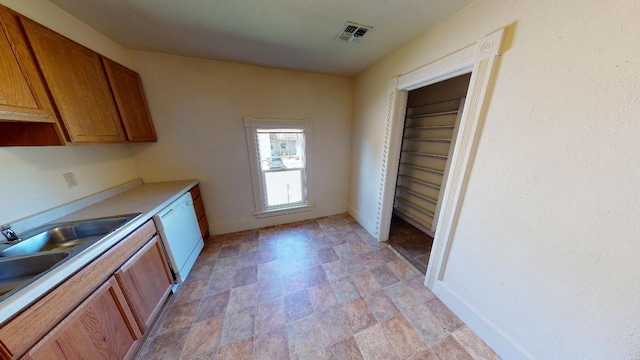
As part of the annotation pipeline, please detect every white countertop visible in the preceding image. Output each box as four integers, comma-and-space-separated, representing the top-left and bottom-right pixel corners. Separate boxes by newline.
0, 180, 199, 325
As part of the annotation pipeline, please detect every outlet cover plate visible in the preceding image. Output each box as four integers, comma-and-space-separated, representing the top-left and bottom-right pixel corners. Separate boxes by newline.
63, 172, 78, 187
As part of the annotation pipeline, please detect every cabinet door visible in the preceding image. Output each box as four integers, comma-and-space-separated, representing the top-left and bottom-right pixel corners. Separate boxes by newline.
0, 5, 57, 124
102, 58, 157, 142
115, 235, 173, 333
20, 17, 125, 143
24, 277, 142, 360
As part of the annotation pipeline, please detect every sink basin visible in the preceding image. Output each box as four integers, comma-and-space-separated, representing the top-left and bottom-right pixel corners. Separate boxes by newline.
1, 213, 140, 257
0, 252, 69, 297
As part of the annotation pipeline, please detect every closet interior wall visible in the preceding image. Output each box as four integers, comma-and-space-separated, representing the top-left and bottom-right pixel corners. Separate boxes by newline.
393, 73, 472, 237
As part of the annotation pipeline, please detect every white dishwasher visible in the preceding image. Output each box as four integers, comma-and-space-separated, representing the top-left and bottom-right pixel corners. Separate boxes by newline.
153, 192, 204, 285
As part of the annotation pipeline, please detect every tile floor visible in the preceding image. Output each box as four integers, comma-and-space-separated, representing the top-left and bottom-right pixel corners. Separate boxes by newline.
138, 213, 499, 360
387, 215, 434, 274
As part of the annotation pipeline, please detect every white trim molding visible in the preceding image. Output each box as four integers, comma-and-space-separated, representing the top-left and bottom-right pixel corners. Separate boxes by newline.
374, 27, 518, 358
243, 117, 315, 217
347, 204, 377, 236
375, 28, 505, 284
375, 77, 407, 240
427, 29, 505, 288
254, 204, 316, 219
433, 281, 535, 360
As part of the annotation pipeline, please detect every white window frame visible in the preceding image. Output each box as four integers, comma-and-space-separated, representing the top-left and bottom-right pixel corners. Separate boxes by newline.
244, 117, 315, 218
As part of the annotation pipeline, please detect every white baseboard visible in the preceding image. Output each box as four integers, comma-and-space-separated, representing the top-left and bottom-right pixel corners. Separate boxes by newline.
210, 205, 346, 235
433, 281, 535, 360
346, 204, 377, 237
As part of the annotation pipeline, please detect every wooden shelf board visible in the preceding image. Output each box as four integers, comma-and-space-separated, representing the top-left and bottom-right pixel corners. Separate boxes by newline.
398, 175, 442, 189
395, 197, 435, 216
402, 137, 452, 142
393, 208, 433, 233
405, 125, 455, 130
406, 110, 459, 119
400, 163, 445, 174
401, 151, 448, 159
396, 186, 438, 204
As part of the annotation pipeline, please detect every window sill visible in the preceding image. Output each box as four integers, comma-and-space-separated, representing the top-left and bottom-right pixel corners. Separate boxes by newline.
254, 204, 316, 219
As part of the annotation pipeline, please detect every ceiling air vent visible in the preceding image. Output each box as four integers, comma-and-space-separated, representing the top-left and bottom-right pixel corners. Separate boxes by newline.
336, 21, 373, 44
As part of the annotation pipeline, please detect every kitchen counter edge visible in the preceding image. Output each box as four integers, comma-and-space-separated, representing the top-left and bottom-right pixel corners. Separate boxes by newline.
0, 180, 200, 325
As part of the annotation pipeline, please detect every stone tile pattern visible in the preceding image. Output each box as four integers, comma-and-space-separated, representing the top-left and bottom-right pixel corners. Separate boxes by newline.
387, 215, 434, 273
138, 213, 499, 360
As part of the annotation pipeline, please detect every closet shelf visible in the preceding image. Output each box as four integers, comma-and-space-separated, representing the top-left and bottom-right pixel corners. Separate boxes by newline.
406, 110, 458, 119
393, 209, 433, 231
401, 151, 448, 159
396, 186, 438, 204
402, 137, 451, 142
397, 96, 466, 237
405, 125, 455, 130
396, 197, 435, 216
399, 175, 441, 189
400, 163, 444, 174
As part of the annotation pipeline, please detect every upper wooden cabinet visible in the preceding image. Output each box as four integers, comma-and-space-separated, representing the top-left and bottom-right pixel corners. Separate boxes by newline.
103, 58, 157, 142
0, 6, 56, 123
20, 16, 126, 144
0, 5, 64, 145
0, 4, 158, 146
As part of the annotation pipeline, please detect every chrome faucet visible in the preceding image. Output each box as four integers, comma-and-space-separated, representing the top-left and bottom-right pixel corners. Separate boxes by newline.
1, 225, 19, 242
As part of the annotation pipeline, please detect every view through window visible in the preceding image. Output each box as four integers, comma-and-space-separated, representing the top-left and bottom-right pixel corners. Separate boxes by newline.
256, 129, 306, 208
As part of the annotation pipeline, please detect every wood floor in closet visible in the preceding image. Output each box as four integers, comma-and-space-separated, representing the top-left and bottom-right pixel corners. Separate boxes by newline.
387, 215, 434, 274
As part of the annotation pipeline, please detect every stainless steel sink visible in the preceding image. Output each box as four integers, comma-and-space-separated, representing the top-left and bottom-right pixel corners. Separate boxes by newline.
1, 214, 140, 257
0, 252, 69, 297
0, 213, 141, 301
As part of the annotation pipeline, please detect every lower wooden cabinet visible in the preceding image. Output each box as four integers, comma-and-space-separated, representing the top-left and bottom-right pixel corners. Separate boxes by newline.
189, 185, 210, 238
0, 220, 174, 360
115, 236, 173, 333
23, 277, 142, 360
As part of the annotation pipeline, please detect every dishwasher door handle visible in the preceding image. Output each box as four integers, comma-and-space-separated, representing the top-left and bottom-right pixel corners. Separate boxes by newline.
160, 208, 174, 219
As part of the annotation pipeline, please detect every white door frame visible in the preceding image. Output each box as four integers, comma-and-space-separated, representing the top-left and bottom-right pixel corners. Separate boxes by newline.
375, 28, 506, 288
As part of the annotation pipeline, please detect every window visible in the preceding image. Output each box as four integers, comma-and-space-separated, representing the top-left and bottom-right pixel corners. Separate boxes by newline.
244, 117, 315, 217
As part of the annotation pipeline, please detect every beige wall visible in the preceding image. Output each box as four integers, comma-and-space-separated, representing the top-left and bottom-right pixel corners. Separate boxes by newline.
4, 1, 638, 357
349, 0, 640, 359
0, 0, 138, 225
127, 51, 353, 233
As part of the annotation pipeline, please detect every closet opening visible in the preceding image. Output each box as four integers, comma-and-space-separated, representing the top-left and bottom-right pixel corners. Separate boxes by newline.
388, 73, 472, 273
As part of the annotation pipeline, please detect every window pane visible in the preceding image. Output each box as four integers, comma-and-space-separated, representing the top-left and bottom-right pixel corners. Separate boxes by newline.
264, 170, 303, 207
257, 130, 305, 171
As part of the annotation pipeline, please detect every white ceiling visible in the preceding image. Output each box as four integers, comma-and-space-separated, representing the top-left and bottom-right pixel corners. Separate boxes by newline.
50, 0, 475, 76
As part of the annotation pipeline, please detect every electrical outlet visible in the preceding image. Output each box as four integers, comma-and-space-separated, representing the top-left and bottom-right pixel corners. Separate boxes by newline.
63, 172, 79, 187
